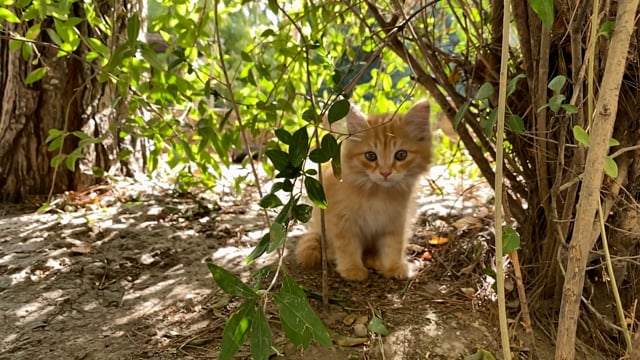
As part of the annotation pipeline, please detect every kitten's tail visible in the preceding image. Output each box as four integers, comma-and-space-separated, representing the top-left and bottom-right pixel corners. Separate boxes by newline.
295, 232, 322, 268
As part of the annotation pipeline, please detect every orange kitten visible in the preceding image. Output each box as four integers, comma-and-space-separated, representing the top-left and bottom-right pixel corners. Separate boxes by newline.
295, 101, 432, 281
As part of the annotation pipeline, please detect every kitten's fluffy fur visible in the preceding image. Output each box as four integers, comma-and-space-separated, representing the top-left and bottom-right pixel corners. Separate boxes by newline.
295, 101, 432, 281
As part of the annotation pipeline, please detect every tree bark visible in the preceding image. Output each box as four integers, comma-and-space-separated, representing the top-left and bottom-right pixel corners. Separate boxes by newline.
0, 1, 143, 202
555, 2, 640, 358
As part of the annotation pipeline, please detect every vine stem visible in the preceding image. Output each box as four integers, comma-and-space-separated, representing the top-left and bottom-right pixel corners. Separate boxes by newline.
597, 200, 632, 354
212, 0, 281, 301
494, 0, 512, 357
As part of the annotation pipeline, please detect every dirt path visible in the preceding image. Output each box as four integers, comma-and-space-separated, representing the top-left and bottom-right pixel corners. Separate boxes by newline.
0, 165, 548, 359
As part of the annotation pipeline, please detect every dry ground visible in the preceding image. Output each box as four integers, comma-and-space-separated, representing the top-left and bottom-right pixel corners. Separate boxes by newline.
0, 165, 558, 360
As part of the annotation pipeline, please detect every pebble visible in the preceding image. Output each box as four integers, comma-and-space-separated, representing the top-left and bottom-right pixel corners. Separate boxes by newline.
353, 323, 368, 337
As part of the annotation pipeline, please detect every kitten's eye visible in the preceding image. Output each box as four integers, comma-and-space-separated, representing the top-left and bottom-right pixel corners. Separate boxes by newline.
364, 151, 377, 162
394, 150, 408, 161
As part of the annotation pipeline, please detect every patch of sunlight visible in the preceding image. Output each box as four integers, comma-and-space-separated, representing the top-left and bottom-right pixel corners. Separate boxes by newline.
211, 246, 253, 261
0, 252, 15, 265
114, 299, 163, 325
123, 278, 179, 301
13, 302, 55, 326
82, 300, 100, 312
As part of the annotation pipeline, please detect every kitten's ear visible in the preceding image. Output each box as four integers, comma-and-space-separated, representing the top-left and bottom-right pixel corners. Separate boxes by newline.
345, 103, 369, 134
404, 100, 431, 140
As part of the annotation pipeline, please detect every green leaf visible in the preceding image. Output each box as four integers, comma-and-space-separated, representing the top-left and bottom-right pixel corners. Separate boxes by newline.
24, 67, 47, 84
289, 127, 309, 167
141, 48, 167, 71
281, 273, 307, 298
328, 99, 350, 124
86, 37, 110, 58
250, 307, 273, 360
561, 104, 578, 113
548, 94, 565, 112
572, 125, 590, 146
321, 133, 339, 158
302, 108, 317, 123
475, 82, 494, 100
47, 135, 64, 151
529, 0, 555, 31
502, 226, 521, 254
46, 128, 65, 143
207, 263, 257, 298
547, 75, 567, 92
127, 15, 140, 46
273, 292, 333, 348
275, 128, 292, 145
0, 8, 20, 23
246, 233, 270, 264
508, 114, 525, 134
304, 176, 327, 209
367, 315, 389, 336
331, 156, 342, 180
293, 204, 313, 223
452, 100, 471, 129
309, 148, 331, 163
268, 222, 286, 252
265, 149, 290, 173
599, 20, 615, 39
259, 193, 283, 208
604, 156, 618, 178
274, 195, 296, 225
464, 349, 497, 360
609, 138, 620, 147
506, 74, 526, 97
220, 299, 256, 360
25, 23, 41, 40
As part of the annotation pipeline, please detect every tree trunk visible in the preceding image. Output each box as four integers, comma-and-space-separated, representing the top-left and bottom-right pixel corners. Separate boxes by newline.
0, 1, 144, 202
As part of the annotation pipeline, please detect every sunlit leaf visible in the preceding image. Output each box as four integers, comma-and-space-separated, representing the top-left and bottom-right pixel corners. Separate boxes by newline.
464, 348, 497, 360
24, 67, 47, 84
604, 156, 618, 178
0, 8, 20, 23
529, 0, 555, 31
572, 125, 590, 146
502, 226, 521, 254
220, 299, 256, 360
609, 138, 620, 147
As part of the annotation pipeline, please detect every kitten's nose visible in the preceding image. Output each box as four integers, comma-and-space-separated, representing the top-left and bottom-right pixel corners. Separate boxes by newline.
379, 170, 392, 179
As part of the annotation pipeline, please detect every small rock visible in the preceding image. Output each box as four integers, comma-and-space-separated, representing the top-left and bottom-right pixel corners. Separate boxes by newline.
353, 323, 368, 337
355, 315, 369, 324
343, 313, 357, 326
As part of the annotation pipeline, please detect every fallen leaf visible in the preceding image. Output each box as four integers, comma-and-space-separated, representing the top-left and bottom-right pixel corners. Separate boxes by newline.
428, 235, 449, 246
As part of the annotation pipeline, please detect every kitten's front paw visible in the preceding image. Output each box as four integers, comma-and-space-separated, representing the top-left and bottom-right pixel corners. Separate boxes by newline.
338, 266, 370, 281
381, 261, 412, 279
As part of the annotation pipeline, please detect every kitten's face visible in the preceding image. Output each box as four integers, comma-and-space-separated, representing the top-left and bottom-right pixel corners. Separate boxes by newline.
340, 101, 432, 190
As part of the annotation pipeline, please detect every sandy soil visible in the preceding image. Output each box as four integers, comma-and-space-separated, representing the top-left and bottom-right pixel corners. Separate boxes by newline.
0, 165, 553, 360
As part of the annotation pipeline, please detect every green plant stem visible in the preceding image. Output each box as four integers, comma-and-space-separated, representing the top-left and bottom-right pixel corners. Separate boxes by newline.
494, 0, 512, 358
597, 200, 632, 354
